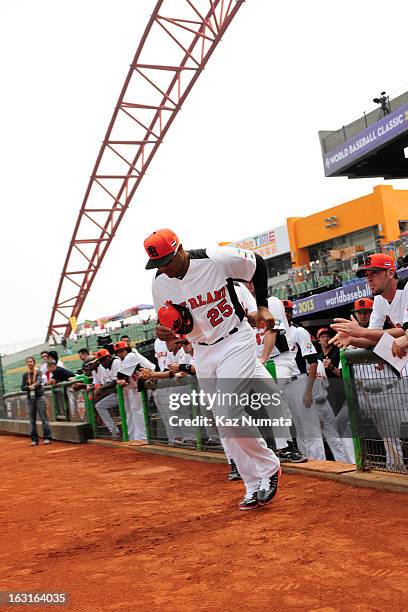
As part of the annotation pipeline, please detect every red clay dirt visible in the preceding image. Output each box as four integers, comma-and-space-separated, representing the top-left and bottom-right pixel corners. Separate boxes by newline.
0, 434, 407, 612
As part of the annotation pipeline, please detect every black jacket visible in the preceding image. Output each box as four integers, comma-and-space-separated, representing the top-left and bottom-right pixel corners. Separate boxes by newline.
21, 370, 44, 399
50, 366, 76, 383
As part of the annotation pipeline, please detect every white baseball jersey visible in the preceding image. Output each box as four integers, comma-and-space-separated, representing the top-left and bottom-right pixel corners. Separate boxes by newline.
154, 338, 168, 372
118, 350, 155, 377
93, 357, 120, 384
164, 346, 193, 368
370, 283, 408, 329
253, 297, 296, 370
289, 325, 317, 376
152, 246, 258, 345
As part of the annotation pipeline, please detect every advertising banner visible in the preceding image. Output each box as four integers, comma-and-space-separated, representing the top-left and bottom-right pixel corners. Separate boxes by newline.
233, 225, 290, 260
293, 267, 408, 317
324, 103, 408, 176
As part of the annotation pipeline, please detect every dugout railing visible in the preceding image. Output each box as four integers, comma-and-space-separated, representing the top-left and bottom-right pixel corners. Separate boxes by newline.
341, 348, 408, 474
142, 376, 222, 452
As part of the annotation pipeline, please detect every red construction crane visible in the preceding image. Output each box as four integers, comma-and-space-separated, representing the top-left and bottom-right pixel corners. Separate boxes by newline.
47, 0, 244, 340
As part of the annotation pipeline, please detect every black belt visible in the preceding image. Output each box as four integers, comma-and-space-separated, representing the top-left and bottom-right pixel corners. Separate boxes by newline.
291, 375, 298, 381
198, 327, 239, 346
363, 384, 394, 394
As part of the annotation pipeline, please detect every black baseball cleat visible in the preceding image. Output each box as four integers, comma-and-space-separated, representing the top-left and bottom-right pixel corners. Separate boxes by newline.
257, 468, 281, 506
239, 492, 259, 511
277, 441, 307, 463
228, 459, 242, 481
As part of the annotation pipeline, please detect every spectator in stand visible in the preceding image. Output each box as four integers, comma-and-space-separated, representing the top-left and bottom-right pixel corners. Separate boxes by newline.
397, 256, 405, 270
21, 357, 52, 446
332, 271, 342, 288
76, 348, 90, 374
39, 351, 50, 383
46, 361, 76, 385
316, 328, 345, 416
47, 351, 64, 367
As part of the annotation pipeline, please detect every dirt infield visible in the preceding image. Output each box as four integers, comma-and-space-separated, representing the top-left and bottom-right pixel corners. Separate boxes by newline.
0, 435, 407, 611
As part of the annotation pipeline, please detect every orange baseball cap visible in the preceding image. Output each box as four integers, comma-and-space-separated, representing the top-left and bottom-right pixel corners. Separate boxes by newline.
353, 298, 374, 311
113, 341, 131, 352
282, 300, 293, 309
94, 348, 110, 360
144, 228, 180, 270
356, 253, 396, 277
316, 327, 331, 339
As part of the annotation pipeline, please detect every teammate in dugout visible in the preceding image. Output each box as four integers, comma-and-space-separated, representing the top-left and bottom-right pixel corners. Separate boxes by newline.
145, 228, 281, 511
330, 254, 408, 468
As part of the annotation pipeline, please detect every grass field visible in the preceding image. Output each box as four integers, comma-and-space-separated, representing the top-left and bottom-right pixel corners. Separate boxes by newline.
0, 435, 407, 611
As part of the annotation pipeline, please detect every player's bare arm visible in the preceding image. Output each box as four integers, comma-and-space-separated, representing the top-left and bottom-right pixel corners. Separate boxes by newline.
303, 361, 317, 408
392, 331, 408, 358
259, 329, 277, 364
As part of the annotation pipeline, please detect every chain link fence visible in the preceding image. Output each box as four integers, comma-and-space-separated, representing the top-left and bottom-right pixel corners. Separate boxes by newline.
341, 349, 408, 474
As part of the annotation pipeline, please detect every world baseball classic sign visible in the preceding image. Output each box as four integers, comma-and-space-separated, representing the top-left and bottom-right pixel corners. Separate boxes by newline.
323, 102, 408, 176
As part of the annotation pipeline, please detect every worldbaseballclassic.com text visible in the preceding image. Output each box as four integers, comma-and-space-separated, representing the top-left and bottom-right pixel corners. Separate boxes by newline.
168, 390, 281, 411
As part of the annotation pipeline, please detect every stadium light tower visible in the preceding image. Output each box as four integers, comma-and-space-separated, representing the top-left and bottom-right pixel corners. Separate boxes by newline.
46, 0, 244, 341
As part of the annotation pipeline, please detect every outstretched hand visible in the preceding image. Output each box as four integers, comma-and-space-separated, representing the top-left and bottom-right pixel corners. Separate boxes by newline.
329, 331, 352, 349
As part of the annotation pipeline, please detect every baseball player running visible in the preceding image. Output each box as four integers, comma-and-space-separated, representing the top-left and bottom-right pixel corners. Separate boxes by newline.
145, 228, 281, 510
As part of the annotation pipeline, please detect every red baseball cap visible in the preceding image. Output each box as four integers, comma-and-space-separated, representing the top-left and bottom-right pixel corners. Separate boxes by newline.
316, 327, 331, 339
113, 341, 131, 352
353, 298, 374, 311
94, 348, 110, 360
144, 228, 180, 270
356, 253, 396, 277
282, 300, 293, 309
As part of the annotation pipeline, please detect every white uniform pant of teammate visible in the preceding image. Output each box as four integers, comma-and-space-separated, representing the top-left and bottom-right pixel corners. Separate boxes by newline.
253, 361, 293, 450
124, 384, 146, 441
153, 384, 197, 443
361, 380, 408, 468
95, 394, 120, 437
335, 402, 356, 464
271, 362, 300, 449
282, 375, 326, 460
194, 322, 280, 496
221, 363, 293, 464
313, 398, 349, 462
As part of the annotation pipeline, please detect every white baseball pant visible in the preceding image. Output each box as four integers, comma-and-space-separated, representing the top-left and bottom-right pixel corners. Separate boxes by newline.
123, 383, 146, 441
314, 398, 349, 462
194, 322, 280, 496
95, 393, 120, 437
282, 374, 326, 460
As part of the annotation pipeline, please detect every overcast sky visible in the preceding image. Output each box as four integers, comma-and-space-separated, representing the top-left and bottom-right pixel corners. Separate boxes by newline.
2, 0, 408, 350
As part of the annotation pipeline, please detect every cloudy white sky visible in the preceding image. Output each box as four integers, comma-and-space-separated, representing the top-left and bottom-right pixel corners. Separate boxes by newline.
2, 0, 408, 349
